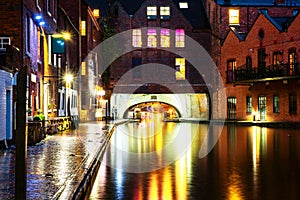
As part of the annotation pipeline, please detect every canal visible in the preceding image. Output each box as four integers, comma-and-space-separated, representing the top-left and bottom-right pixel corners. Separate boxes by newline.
87, 115, 300, 199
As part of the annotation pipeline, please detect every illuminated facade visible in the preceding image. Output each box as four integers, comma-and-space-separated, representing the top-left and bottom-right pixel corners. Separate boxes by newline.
221, 11, 300, 122
95, 0, 212, 118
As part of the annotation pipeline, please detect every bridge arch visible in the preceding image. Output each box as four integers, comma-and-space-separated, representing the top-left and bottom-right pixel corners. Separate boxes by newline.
111, 93, 209, 120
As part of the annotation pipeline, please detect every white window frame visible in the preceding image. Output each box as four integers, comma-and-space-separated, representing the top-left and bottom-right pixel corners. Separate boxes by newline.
147, 6, 157, 19
160, 6, 170, 19
0, 37, 11, 50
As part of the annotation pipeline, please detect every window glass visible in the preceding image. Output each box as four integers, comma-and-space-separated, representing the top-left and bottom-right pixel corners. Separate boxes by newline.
175, 29, 185, 47
132, 29, 142, 47
229, 9, 239, 25
147, 29, 157, 47
160, 29, 170, 47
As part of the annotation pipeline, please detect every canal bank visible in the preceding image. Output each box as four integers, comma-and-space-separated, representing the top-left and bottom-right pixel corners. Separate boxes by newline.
178, 118, 300, 128
63, 119, 129, 200
0, 120, 128, 199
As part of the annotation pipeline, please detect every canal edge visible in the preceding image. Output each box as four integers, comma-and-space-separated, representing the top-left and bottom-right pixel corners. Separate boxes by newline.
69, 120, 129, 200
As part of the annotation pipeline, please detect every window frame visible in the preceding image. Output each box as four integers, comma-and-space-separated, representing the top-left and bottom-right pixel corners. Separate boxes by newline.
147, 6, 157, 20
147, 29, 157, 48
175, 29, 185, 48
246, 96, 252, 113
229, 9, 239, 25
160, 29, 170, 48
273, 95, 280, 113
160, 6, 170, 20
175, 58, 186, 80
132, 29, 142, 47
0, 37, 11, 50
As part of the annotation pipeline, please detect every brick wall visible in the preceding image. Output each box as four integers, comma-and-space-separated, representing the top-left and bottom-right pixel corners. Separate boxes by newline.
220, 13, 300, 122
109, 0, 212, 93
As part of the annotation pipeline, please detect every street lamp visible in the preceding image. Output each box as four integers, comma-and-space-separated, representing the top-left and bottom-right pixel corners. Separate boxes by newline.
64, 73, 73, 117
95, 85, 106, 121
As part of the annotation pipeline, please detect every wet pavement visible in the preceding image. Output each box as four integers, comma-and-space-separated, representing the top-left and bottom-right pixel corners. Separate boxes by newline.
0, 121, 116, 200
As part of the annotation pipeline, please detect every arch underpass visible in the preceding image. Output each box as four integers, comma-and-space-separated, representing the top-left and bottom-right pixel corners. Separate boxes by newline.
110, 93, 209, 120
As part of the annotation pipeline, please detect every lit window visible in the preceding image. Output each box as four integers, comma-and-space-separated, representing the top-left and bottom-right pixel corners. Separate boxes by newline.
175, 58, 185, 80
81, 61, 86, 76
273, 51, 283, 65
175, 29, 185, 47
132, 29, 142, 47
273, 95, 280, 113
147, 29, 157, 47
160, 6, 170, 19
93, 9, 100, 18
160, 29, 170, 47
147, 6, 157, 19
229, 9, 239, 25
179, 2, 188, 9
0, 37, 11, 50
81, 21, 86, 36
246, 96, 252, 113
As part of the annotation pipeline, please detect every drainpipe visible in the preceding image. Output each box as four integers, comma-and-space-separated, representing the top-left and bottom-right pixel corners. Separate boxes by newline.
15, 0, 27, 198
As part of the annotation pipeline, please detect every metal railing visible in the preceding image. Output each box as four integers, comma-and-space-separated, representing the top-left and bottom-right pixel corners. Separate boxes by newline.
227, 63, 300, 83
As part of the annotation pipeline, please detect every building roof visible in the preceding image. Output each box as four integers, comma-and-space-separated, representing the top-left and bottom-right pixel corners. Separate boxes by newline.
86, 0, 210, 29
217, 0, 300, 6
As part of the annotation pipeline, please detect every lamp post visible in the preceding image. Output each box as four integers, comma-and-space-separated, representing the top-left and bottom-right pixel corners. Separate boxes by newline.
95, 85, 105, 121
64, 73, 73, 117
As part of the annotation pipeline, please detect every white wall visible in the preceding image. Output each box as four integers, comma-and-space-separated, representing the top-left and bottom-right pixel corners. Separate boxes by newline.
111, 93, 209, 119
0, 70, 13, 141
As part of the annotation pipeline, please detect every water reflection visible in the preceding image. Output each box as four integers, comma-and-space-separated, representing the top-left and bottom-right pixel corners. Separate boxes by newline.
88, 123, 300, 200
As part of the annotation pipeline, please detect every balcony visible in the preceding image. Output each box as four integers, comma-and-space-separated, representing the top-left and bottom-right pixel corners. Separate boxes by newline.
227, 63, 300, 84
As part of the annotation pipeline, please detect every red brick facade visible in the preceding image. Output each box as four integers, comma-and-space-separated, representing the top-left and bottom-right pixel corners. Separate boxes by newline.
221, 12, 300, 122
107, 0, 212, 94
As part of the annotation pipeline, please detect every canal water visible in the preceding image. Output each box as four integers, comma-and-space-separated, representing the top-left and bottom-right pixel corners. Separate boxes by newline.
87, 116, 300, 199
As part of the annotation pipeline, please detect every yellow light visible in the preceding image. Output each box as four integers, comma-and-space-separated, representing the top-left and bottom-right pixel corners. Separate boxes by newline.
65, 73, 73, 84
93, 9, 100, 17
52, 32, 72, 40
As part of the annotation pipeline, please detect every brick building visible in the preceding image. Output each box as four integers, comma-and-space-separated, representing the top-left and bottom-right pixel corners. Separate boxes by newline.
221, 11, 300, 122
87, 0, 213, 119
203, 0, 300, 74
0, 0, 58, 147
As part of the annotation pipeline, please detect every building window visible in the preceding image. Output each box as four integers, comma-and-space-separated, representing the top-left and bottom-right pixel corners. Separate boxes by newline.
0, 37, 10, 50
229, 9, 239, 25
81, 61, 86, 76
93, 9, 100, 18
179, 2, 188, 9
258, 96, 266, 121
132, 29, 142, 47
289, 93, 297, 114
175, 58, 185, 80
246, 56, 252, 70
160, 6, 170, 19
132, 57, 142, 79
81, 21, 86, 36
226, 59, 236, 83
273, 51, 283, 65
147, 6, 157, 19
160, 29, 170, 47
147, 29, 157, 47
227, 97, 236, 120
246, 96, 252, 113
175, 29, 185, 47
273, 95, 280, 113
288, 48, 296, 75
